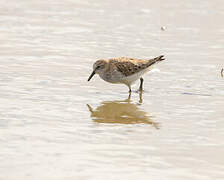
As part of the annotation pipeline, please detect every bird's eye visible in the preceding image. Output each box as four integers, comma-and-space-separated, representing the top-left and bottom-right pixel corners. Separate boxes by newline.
96, 65, 100, 69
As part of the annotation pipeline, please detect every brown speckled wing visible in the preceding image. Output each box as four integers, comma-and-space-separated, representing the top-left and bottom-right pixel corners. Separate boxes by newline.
110, 58, 148, 77
109, 56, 165, 77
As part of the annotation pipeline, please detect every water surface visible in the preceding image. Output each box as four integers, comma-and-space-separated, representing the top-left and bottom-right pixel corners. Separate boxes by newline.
0, 0, 224, 179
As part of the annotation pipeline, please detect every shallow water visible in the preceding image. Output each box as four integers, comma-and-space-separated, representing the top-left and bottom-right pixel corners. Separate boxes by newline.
0, 0, 224, 179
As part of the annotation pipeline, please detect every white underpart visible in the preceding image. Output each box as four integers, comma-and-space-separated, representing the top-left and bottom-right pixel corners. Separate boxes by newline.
122, 66, 157, 86
98, 64, 161, 87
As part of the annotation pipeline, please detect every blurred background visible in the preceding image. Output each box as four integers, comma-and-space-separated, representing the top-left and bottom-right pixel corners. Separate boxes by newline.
0, 0, 224, 180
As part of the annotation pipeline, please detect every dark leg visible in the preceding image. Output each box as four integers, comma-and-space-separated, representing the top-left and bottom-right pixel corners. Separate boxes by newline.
139, 77, 144, 91
128, 91, 131, 100
128, 85, 132, 93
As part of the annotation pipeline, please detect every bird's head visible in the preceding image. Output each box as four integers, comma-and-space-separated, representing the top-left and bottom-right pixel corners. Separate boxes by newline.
88, 60, 107, 81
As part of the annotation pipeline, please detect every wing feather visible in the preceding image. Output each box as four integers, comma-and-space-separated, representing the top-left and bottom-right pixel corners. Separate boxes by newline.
108, 56, 165, 77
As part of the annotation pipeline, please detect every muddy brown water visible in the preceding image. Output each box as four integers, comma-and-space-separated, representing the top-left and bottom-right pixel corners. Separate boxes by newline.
0, 0, 224, 179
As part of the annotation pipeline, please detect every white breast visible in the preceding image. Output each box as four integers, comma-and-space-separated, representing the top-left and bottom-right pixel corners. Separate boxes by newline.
121, 67, 153, 85
99, 69, 124, 84
98, 66, 154, 85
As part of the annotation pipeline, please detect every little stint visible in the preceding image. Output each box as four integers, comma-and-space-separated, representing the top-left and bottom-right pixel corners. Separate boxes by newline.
88, 55, 165, 92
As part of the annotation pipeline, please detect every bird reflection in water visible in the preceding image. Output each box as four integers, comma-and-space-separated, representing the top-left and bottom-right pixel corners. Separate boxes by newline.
87, 92, 159, 129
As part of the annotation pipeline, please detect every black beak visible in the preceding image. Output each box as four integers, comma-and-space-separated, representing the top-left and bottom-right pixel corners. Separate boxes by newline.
88, 71, 96, 81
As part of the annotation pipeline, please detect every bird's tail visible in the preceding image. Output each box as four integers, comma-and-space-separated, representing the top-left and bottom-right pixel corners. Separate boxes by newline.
153, 55, 165, 62
147, 55, 165, 66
